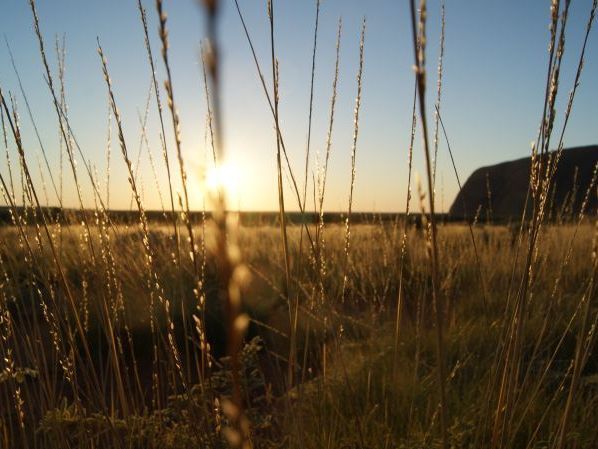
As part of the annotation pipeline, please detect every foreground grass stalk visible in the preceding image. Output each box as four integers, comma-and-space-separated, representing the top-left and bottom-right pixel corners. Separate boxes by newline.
341, 19, 366, 301
302, 0, 320, 211
316, 17, 342, 306
492, 3, 579, 447
555, 221, 597, 449
4, 39, 62, 208
0, 87, 106, 414
232, 0, 317, 255
431, 1, 445, 190
28, 0, 112, 225
201, 48, 218, 166
394, 80, 417, 373
202, 0, 252, 446
510, 6, 597, 435
56, 35, 66, 211
435, 105, 489, 313
98, 42, 185, 398
297, 1, 320, 360
137, 0, 181, 250
267, 0, 294, 389
409, 1, 449, 447
156, 0, 200, 280
156, 0, 214, 391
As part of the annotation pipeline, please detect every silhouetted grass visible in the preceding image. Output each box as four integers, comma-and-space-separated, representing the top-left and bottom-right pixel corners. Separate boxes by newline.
0, 0, 596, 448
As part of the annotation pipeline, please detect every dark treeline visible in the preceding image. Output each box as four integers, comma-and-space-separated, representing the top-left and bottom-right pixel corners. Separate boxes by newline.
3, 206, 595, 227
0, 207, 461, 227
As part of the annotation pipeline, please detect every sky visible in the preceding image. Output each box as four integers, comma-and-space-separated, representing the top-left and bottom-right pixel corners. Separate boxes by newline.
0, 0, 597, 212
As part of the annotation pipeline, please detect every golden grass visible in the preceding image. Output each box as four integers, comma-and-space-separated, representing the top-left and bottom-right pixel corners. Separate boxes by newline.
0, 0, 597, 448
0, 221, 596, 448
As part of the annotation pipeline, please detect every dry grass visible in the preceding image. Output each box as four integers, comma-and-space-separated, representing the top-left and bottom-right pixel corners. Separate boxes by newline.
0, 221, 596, 448
0, 0, 597, 448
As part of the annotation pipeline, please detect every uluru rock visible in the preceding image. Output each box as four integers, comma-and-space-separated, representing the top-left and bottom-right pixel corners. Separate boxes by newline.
449, 145, 598, 221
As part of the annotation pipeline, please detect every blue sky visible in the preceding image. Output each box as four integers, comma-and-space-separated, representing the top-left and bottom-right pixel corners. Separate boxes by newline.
1, 0, 597, 212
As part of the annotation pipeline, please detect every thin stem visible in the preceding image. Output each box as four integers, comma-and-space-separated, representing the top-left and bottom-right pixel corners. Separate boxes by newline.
409, 1, 449, 447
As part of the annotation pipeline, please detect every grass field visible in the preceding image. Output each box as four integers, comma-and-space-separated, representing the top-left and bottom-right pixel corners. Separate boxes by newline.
0, 220, 596, 448
1, 0, 597, 448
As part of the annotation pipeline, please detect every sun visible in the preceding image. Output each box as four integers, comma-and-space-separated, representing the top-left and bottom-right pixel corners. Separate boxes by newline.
205, 162, 241, 206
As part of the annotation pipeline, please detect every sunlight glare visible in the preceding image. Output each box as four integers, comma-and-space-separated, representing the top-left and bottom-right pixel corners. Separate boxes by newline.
206, 162, 241, 205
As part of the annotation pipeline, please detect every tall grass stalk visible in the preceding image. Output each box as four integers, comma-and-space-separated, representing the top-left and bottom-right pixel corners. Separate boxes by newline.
0, 86, 105, 412
409, 1, 449, 447
267, 0, 295, 389
156, 0, 199, 277
393, 80, 417, 373
29, 0, 112, 223
232, 0, 316, 254
555, 233, 596, 449
128, 80, 153, 210
201, 0, 252, 446
155, 0, 213, 390
136, 0, 180, 250
298, 4, 321, 368
341, 18, 366, 301
490, 2, 598, 446
4, 39, 61, 208
28, 0, 102, 276
137, 108, 166, 213
55, 34, 66, 212
98, 41, 185, 398
316, 17, 342, 307
1, 106, 16, 204
431, 1, 445, 191
105, 97, 112, 210
302, 0, 321, 211
200, 47, 217, 166
435, 105, 489, 312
